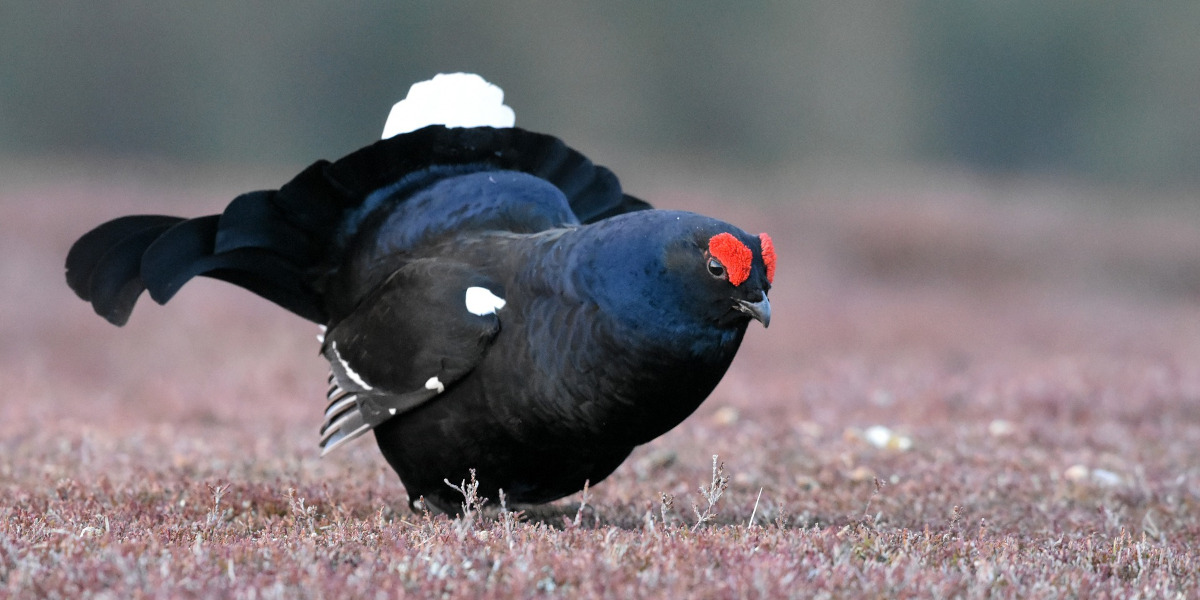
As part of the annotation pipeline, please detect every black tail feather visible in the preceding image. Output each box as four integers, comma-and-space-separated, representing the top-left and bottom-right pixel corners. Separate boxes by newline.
202, 258, 325, 323
67, 194, 331, 326
66, 126, 651, 326
324, 126, 651, 224
87, 223, 183, 323
139, 215, 221, 304
66, 215, 183, 301
213, 191, 311, 256
269, 160, 349, 234
66, 216, 185, 325
140, 213, 324, 321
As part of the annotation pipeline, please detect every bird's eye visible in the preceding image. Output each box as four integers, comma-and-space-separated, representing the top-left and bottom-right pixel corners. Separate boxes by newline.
707, 257, 727, 279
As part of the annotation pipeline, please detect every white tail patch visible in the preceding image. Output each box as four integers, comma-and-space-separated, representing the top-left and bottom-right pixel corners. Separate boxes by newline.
465, 286, 506, 316
382, 73, 515, 139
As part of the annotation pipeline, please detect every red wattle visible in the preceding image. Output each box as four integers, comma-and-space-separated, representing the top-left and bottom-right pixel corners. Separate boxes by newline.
708, 233, 752, 286
759, 233, 775, 284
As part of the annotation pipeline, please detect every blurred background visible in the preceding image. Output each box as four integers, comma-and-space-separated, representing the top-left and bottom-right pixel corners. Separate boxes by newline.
1, 2, 1198, 408
2, 6, 1200, 556
2, 1, 1198, 189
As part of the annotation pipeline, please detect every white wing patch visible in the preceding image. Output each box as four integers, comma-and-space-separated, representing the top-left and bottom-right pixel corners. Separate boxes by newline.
465, 286, 506, 316
330, 342, 373, 391
425, 376, 445, 393
382, 73, 516, 139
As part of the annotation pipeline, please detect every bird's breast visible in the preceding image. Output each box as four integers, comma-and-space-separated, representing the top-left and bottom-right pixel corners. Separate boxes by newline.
482, 297, 743, 447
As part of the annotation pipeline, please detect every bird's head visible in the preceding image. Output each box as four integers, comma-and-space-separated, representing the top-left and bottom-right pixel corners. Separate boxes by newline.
700, 230, 774, 328
572, 211, 774, 349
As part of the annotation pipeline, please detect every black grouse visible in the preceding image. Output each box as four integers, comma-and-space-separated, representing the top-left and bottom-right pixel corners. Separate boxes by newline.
65, 74, 775, 513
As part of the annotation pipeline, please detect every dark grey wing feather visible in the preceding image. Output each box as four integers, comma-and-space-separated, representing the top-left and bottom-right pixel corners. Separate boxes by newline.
318, 258, 503, 453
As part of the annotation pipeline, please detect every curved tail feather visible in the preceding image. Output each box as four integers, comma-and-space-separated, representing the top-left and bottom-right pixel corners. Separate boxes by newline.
66, 215, 186, 326
66, 198, 329, 326
65, 126, 651, 326
140, 214, 326, 322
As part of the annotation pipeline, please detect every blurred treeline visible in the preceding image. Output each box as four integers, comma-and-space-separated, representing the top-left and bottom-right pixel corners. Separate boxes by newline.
2, 2, 1197, 185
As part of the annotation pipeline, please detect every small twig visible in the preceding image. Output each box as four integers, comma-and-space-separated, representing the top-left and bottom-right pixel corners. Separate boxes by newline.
498, 489, 521, 549
660, 492, 675, 526
285, 488, 318, 535
691, 455, 730, 532
572, 480, 591, 529
444, 469, 484, 515
206, 483, 230, 529
862, 477, 884, 525
773, 503, 790, 530
747, 487, 763, 529
948, 505, 963, 539
444, 469, 487, 538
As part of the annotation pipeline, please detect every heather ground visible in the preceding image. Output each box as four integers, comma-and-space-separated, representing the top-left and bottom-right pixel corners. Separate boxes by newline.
2, 165, 1198, 598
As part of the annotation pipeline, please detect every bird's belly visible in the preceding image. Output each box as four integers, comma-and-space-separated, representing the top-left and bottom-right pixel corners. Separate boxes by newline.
372, 394, 634, 510
371, 327, 739, 512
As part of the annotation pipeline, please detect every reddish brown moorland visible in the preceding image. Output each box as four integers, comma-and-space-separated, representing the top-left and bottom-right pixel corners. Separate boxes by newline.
2, 169, 1198, 597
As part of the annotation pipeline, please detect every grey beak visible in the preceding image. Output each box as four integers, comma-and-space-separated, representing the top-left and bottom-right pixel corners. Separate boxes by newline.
735, 294, 771, 328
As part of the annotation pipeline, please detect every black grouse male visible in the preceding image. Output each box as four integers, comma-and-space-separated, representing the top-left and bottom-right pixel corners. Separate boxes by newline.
66, 74, 775, 513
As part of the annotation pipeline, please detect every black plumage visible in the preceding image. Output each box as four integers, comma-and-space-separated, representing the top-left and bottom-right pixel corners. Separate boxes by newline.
66, 125, 773, 513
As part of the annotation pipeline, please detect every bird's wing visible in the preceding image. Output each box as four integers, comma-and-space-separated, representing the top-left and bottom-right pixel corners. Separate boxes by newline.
317, 258, 504, 454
